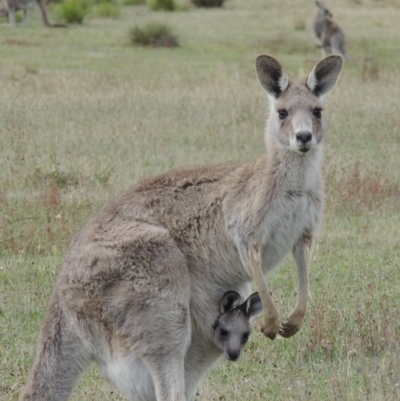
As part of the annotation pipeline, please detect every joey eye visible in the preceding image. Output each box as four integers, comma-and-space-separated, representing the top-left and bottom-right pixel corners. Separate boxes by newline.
313, 108, 322, 118
278, 109, 288, 120
242, 332, 250, 343
220, 329, 229, 337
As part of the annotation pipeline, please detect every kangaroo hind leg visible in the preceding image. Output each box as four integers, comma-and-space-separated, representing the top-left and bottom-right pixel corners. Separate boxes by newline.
105, 229, 192, 401
147, 353, 187, 401
111, 278, 191, 401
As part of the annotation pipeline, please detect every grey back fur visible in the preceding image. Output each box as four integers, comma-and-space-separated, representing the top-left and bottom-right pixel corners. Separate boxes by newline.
19, 54, 342, 401
313, 1, 351, 61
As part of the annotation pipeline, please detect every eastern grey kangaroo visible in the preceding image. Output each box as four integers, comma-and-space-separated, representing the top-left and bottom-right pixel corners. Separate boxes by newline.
313, 1, 351, 61
1, 0, 66, 27
19, 54, 342, 401
213, 291, 262, 362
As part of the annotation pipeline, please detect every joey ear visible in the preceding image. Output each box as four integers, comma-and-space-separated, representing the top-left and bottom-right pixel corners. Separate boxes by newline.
245, 292, 263, 318
212, 319, 219, 330
256, 55, 290, 99
307, 55, 343, 98
220, 291, 241, 313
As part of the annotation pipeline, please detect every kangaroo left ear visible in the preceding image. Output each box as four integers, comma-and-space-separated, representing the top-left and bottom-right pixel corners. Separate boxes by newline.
245, 292, 263, 318
307, 55, 343, 98
220, 291, 241, 313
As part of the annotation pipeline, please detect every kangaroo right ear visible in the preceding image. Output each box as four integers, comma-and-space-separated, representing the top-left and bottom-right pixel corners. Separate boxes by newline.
307, 55, 343, 98
220, 291, 241, 313
245, 292, 263, 318
256, 55, 289, 99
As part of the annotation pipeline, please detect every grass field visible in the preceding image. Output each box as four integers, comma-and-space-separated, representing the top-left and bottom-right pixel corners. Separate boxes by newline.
1, 0, 400, 400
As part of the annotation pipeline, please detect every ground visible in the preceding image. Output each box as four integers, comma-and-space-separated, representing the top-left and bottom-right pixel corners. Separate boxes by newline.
0, 0, 399, 400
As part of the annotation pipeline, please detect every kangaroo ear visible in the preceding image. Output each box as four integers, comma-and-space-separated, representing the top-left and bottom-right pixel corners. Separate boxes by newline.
256, 55, 289, 99
245, 292, 263, 318
307, 55, 343, 98
220, 291, 241, 313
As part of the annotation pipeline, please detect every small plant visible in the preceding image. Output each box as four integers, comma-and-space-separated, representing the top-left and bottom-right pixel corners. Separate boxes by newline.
147, 0, 175, 11
192, 0, 225, 7
129, 21, 179, 47
56, 0, 89, 24
293, 17, 306, 31
93, 2, 120, 18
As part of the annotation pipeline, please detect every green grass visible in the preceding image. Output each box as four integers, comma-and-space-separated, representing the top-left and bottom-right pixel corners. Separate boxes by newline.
1, 0, 400, 400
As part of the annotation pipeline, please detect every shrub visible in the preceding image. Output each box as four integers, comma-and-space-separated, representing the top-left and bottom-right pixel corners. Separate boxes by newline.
123, 0, 145, 4
93, 2, 120, 18
147, 0, 175, 11
56, 0, 89, 24
192, 0, 225, 7
129, 21, 179, 47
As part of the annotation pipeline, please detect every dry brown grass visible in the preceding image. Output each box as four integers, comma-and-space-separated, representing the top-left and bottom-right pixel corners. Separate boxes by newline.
327, 163, 400, 214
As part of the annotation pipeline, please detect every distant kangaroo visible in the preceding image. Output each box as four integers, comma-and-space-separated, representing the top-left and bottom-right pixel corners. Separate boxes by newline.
19, 54, 342, 401
313, 1, 351, 61
1, 0, 66, 27
213, 291, 262, 362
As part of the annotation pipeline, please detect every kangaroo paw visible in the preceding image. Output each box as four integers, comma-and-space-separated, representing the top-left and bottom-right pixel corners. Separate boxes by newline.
279, 312, 304, 338
260, 315, 280, 340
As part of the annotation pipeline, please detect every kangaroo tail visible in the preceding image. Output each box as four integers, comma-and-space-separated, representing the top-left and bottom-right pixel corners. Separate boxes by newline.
19, 292, 90, 401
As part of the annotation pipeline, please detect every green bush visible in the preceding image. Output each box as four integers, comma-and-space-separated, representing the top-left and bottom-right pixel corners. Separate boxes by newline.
129, 21, 179, 47
93, 2, 120, 18
122, 0, 145, 5
147, 0, 175, 11
56, 0, 89, 24
192, 0, 225, 7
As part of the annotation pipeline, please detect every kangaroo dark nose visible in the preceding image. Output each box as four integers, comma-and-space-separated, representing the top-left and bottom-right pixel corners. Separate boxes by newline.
228, 352, 239, 361
296, 132, 312, 144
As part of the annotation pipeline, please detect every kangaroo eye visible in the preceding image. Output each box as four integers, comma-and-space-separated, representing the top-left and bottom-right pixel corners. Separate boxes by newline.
242, 332, 250, 343
220, 329, 229, 337
278, 109, 288, 120
313, 108, 322, 118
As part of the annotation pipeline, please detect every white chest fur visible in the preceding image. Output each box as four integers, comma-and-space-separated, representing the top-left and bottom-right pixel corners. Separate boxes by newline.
261, 190, 319, 273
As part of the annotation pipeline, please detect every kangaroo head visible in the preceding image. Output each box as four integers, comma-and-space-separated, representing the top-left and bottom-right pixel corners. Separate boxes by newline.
213, 291, 262, 362
255, 55, 342, 155
315, 1, 333, 19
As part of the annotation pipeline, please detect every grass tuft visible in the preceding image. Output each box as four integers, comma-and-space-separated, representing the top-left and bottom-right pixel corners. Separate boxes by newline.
129, 21, 179, 47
